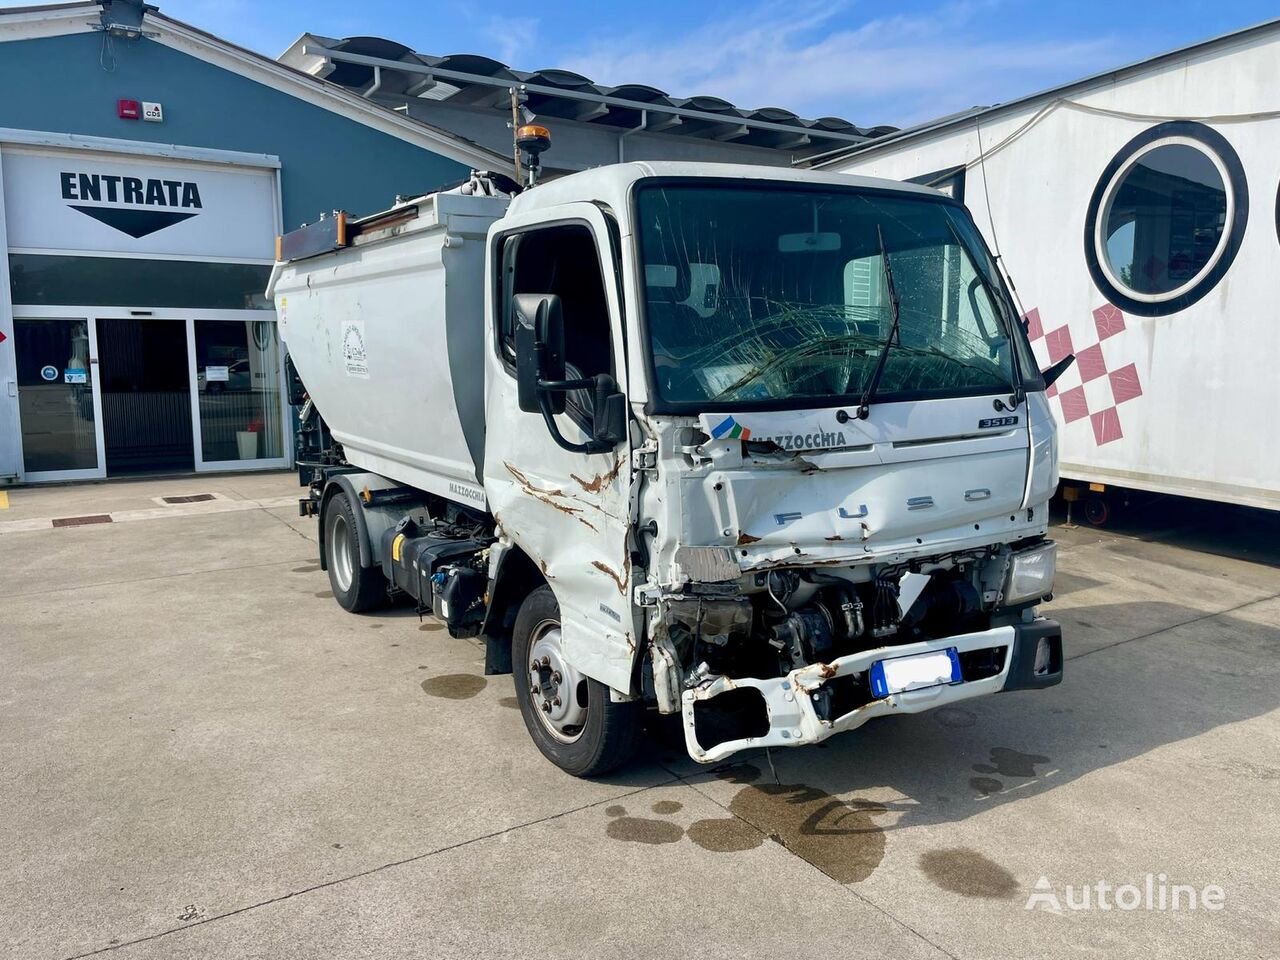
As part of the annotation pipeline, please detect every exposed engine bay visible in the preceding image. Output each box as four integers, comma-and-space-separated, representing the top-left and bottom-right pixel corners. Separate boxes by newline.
646, 540, 1059, 760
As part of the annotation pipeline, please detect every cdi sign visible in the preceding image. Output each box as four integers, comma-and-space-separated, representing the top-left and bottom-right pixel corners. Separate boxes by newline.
2, 147, 276, 260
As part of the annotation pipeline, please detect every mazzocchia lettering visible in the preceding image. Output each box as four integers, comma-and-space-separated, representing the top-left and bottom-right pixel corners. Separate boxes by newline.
449, 482, 485, 503
760, 431, 848, 451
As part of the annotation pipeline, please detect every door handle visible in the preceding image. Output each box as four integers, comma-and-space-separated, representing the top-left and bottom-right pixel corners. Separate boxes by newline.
6, 380, 14, 398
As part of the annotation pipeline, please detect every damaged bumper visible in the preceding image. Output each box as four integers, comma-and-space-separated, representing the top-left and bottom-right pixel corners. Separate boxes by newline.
681, 619, 1062, 763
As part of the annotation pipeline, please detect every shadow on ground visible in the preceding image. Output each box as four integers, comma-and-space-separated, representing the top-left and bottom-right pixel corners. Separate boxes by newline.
1052, 491, 1280, 567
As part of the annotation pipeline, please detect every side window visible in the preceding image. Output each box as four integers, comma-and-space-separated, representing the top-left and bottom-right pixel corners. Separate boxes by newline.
952, 250, 1006, 358
1085, 122, 1244, 315
499, 224, 614, 388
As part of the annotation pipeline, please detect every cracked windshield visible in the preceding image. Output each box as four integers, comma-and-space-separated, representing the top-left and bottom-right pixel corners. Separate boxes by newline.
638, 183, 1033, 406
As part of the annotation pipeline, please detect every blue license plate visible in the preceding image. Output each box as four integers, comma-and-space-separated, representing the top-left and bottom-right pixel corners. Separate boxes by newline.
869, 648, 962, 697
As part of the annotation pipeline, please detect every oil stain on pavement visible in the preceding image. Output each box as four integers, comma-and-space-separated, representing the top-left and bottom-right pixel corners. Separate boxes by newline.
973, 747, 1050, 778
968, 746, 1052, 796
969, 776, 1004, 796
605, 806, 684, 845
919, 847, 1018, 899
603, 762, 888, 883
420, 674, 487, 699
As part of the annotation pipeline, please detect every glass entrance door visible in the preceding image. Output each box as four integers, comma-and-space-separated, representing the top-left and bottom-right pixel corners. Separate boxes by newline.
13, 316, 104, 480
96, 318, 194, 475
191, 318, 287, 470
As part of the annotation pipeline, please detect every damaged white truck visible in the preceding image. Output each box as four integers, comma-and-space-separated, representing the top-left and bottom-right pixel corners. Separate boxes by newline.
270, 160, 1065, 777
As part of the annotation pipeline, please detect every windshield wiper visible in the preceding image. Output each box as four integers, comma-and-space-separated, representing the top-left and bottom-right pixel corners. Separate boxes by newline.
856, 225, 901, 420
710, 331, 880, 400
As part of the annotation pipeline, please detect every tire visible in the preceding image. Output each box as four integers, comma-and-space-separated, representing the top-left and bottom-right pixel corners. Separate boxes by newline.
1084, 496, 1110, 527
512, 585, 643, 777
323, 490, 386, 613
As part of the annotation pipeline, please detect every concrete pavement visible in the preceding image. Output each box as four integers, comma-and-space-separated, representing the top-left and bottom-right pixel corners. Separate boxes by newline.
1, 473, 1277, 959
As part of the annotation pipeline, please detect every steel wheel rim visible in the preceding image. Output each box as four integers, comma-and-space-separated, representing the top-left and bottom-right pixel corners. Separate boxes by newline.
331, 512, 354, 592
527, 617, 588, 743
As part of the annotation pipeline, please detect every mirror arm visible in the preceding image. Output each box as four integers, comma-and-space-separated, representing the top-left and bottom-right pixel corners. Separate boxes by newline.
537, 397, 613, 454
1041, 353, 1075, 389
535, 373, 623, 455
538, 400, 591, 454
538, 377, 595, 392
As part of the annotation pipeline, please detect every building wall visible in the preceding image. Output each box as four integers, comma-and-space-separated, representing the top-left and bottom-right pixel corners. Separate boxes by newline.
832, 29, 1280, 510
0, 32, 469, 227
0, 27, 473, 482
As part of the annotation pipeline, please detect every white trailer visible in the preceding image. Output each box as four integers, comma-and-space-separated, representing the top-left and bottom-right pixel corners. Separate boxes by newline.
270, 161, 1064, 776
820, 20, 1280, 515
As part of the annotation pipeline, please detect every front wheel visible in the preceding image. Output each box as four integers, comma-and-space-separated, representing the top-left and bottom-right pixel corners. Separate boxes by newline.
512, 585, 643, 777
323, 490, 386, 612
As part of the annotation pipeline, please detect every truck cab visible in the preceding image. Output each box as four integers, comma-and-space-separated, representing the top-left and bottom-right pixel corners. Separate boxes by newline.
273, 162, 1063, 777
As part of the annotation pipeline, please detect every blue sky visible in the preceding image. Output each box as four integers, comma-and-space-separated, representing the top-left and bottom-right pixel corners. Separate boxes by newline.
14, 0, 1278, 125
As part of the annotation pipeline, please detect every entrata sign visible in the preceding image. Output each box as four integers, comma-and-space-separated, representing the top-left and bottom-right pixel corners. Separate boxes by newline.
2, 147, 276, 260
60, 171, 203, 238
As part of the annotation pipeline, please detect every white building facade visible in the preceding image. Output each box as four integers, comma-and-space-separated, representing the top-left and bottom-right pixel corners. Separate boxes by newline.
823, 21, 1280, 511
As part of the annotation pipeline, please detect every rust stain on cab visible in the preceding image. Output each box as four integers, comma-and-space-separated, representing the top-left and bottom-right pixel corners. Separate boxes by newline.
592, 560, 627, 594
569, 455, 624, 494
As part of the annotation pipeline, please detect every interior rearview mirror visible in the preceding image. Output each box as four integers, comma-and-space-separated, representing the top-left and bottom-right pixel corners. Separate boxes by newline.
514, 293, 566, 415
778, 232, 841, 253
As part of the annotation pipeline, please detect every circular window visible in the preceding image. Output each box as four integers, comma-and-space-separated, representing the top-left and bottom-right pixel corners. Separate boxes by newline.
1084, 121, 1247, 316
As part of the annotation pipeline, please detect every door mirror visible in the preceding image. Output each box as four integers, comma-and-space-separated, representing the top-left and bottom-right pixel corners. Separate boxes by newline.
1041, 354, 1075, 389
514, 293, 566, 415
513, 293, 626, 454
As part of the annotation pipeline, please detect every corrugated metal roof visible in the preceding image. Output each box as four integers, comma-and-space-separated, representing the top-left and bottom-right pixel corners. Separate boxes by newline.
299, 34, 897, 154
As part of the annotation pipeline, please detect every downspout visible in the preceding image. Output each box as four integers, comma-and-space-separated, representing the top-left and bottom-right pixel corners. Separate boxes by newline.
365, 65, 383, 98
618, 109, 648, 162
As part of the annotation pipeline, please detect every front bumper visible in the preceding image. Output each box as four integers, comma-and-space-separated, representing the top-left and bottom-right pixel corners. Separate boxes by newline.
682, 618, 1062, 763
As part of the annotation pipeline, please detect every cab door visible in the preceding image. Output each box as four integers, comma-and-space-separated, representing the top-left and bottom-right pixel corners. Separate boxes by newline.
482, 203, 635, 693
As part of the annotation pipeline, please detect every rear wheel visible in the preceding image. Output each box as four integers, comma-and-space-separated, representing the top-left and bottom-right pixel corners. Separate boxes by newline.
324, 490, 386, 612
512, 585, 643, 776
1084, 496, 1110, 527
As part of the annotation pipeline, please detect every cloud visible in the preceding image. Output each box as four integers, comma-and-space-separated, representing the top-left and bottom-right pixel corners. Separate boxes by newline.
487, 16, 539, 66
557, 0, 1124, 127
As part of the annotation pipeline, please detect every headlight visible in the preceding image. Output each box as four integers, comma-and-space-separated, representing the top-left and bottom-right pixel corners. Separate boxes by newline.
1003, 542, 1056, 605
